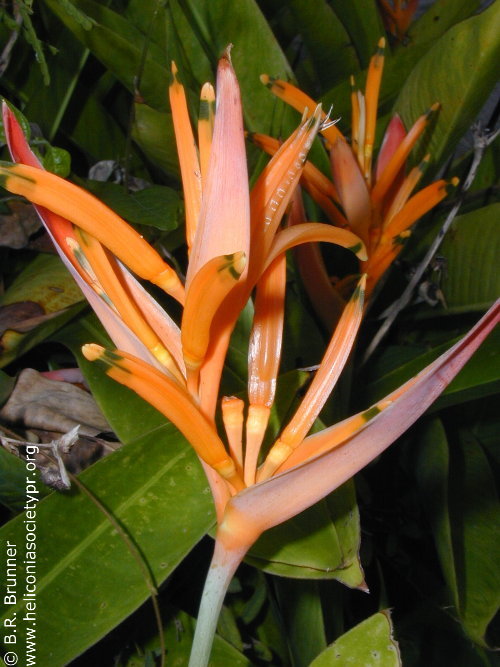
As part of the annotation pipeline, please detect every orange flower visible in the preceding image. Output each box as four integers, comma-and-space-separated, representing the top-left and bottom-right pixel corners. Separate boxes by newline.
259, 38, 457, 313
2, 52, 497, 667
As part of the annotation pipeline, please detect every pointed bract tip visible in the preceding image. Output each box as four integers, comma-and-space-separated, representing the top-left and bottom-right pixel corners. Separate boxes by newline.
352, 273, 367, 301
221, 44, 234, 64
82, 343, 105, 362
358, 580, 370, 594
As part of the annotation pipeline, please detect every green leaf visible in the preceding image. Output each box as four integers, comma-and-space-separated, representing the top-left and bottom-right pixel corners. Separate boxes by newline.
325, 479, 364, 589
43, 0, 170, 111
362, 324, 500, 411
21, 12, 90, 143
0, 427, 213, 665
132, 104, 180, 177
247, 480, 363, 586
171, 0, 294, 134
408, 0, 481, 46
41, 144, 71, 177
0, 254, 85, 368
0, 447, 50, 512
394, 3, 500, 169
438, 204, 500, 314
310, 610, 401, 666
288, 0, 360, 90
415, 418, 459, 608
274, 579, 326, 666
83, 181, 182, 230
0, 316, 214, 665
330, 0, 384, 69
450, 430, 500, 646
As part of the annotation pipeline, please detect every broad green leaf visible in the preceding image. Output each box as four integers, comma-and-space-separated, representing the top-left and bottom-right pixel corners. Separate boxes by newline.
415, 418, 459, 608
362, 324, 500, 411
274, 579, 327, 666
408, 0, 481, 46
438, 204, 500, 314
310, 610, 401, 666
43, 0, 170, 111
247, 480, 363, 586
83, 181, 182, 230
0, 254, 85, 368
70, 94, 130, 164
414, 417, 500, 647
330, 0, 385, 69
21, 10, 90, 142
0, 316, 214, 665
42, 144, 71, 177
451, 430, 500, 646
395, 603, 494, 667
0, 447, 50, 512
288, 0, 360, 90
170, 0, 294, 134
394, 3, 500, 169
248, 499, 343, 578
131, 104, 179, 177
325, 479, 364, 589
0, 425, 213, 665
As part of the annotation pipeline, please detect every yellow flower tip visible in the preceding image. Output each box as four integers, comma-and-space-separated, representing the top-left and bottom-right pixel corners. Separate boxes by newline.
428, 102, 441, 115
222, 251, 247, 279
151, 268, 184, 295
183, 353, 202, 373
221, 396, 244, 427
260, 73, 270, 86
378, 36, 386, 49
247, 404, 270, 434
419, 154, 431, 172
82, 343, 105, 362
212, 457, 245, 490
257, 438, 294, 482
200, 82, 215, 103
348, 241, 369, 261
446, 177, 460, 194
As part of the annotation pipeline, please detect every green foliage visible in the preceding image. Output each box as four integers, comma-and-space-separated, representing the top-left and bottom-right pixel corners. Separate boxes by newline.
0, 0, 497, 664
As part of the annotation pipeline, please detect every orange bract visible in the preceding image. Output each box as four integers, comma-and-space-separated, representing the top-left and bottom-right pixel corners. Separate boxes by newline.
260, 41, 453, 306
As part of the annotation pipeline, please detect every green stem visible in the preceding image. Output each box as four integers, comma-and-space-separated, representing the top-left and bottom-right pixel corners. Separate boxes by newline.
188, 536, 248, 667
